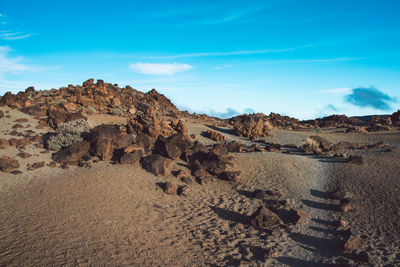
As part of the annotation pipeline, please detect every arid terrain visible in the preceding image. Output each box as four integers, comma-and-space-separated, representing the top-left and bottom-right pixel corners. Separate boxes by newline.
1, 80, 399, 266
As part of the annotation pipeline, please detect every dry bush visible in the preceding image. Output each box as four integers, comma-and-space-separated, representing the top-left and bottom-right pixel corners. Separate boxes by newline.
302, 137, 321, 154
47, 119, 90, 151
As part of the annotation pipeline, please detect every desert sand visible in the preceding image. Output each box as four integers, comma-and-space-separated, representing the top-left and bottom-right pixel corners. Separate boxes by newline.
1, 104, 399, 267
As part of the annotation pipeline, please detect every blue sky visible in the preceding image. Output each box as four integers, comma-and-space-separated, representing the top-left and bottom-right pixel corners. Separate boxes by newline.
0, 0, 399, 119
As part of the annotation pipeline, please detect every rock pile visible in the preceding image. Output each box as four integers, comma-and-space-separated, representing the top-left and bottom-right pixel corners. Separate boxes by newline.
0, 79, 179, 129
230, 113, 272, 140
204, 130, 227, 142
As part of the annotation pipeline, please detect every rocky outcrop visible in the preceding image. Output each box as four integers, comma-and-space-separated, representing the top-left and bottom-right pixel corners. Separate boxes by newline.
204, 130, 227, 142
52, 141, 91, 165
154, 133, 191, 159
230, 114, 271, 139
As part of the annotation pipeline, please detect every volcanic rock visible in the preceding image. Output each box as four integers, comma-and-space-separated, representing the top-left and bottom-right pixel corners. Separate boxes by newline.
163, 182, 179, 195
119, 150, 143, 164
204, 130, 227, 142
0, 156, 20, 172
141, 154, 173, 176
154, 133, 190, 159
27, 161, 45, 170
52, 141, 91, 165
250, 206, 282, 229
0, 138, 9, 149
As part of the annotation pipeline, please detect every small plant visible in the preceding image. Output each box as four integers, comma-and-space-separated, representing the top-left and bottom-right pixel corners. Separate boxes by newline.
302, 137, 321, 154
47, 119, 90, 151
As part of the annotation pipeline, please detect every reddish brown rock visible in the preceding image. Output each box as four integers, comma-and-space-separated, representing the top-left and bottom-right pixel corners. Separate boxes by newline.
0, 139, 9, 149
0, 156, 20, 172
225, 141, 244, 153
141, 154, 173, 176
154, 133, 190, 159
343, 235, 363, 253
48, 161, 57, 168
27, 161, 45, 170
119, 150, 143, 164
16, 138, 31, 149
231, 114, 272, 139
52, 141, 91, 165
47, 104, 86, 129
250, 206, 282, 229
30, 135, 42, 143
0, 109, 4, 118
15, 118, 28, 123
218, 171, 241, 182
17, 152, 32, 159
92, 137, 114, 161
8, 138, 18, 147
164, 182, 179, 195
204, 130, 227, 142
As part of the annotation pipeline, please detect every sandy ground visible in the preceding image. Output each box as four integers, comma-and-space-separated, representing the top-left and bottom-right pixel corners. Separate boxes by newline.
1, 109, 399, 266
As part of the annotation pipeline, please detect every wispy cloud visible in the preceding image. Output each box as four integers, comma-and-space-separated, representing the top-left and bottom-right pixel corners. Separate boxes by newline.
344, 87, 396, 110
0, 46, 29, 73
314, 87, 352, 94
129, 62, 193, 75
0, 14, 34, 40
0, 32, 34, 40
141, 44, 312, 59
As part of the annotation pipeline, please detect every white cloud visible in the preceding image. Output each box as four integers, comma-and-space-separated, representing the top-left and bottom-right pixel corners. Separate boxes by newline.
314, 87, 352, 94
129, 62, 193, 75
140, 44, 312, 59
0, 32, 34, 40
0, 46, 29, 73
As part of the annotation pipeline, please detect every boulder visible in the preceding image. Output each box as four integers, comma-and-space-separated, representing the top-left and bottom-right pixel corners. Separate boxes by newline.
52, 141, 91, 164
225, 141, 244, 153
141, 154, 173, 176
92, 137, 114, 161
0, 109, 4, 118
0, 156, 20, 172
119, 150, 143, 164
163, 182, 179, 195
231, 114, 271, 139
250, 206, 282, 229
47, 104, 86, 129
154, 133, 190, 159
204, 130, 227, 142
17, 152, 32, 159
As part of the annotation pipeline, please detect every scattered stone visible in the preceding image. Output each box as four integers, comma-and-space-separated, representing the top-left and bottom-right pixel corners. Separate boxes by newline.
218, 171, 241, 182
12, 123, 24, 129
30, 135, 42, 143
341, 198, 356, 212
0, 138, 9, 149
190, 134, 196, 139
15, 118, 28, 123
196, 175, 214, 185
141, 154, 173, 176
48, 161, 57, 168
252, 189, 266, 199
16, 138, 31, 149
163, 182, 179, 195
8, 138, 18, 146
178, 185, 190, 196
27, 161, 45, 170
11, 170, 23, 175
0, 110, 4, 118
181, 176, 194, 184
17, 152, 32, 159
0, 156, 20, 172
343, 235, 363, 253
249, 206, 282, 229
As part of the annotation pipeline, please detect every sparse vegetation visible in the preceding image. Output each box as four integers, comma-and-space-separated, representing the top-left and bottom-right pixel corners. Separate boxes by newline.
301, 137, 321, 154
47, 119, 90, 151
